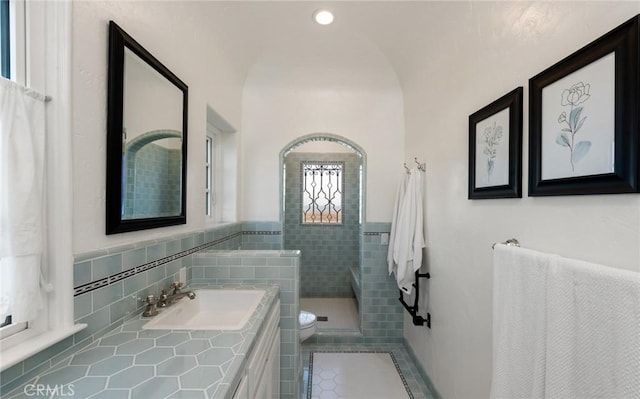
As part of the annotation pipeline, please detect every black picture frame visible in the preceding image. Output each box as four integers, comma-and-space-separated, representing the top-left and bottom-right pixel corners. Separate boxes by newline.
529, 15, 639, 196
106, 21, 188, 234
468, 87, 523, 199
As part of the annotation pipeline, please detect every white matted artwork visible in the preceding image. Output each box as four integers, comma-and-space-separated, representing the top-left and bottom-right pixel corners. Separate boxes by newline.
528, 15, 639, 196
541, 52, 615, 180
475, 107, 510, 188
468, 87, 522, 199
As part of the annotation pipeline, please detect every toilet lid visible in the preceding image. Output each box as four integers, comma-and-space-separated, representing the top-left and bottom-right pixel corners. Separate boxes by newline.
299, 311, 316, 328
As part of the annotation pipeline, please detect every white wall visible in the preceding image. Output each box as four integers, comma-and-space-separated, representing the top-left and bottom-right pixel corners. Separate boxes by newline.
72, 1, 244, 253
402, 3, 640, 398
241, 61, 404, 222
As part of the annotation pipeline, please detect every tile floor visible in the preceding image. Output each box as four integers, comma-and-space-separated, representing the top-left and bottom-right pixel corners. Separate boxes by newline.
301, 343, 435, 399
309, 352, 411, 399
300, 297, 359, 330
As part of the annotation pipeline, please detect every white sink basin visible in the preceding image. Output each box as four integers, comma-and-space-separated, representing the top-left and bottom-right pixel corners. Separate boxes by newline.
142, 289, 266, 330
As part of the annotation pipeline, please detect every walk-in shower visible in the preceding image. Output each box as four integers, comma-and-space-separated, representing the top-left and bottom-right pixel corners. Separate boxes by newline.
280, 134, 365, 334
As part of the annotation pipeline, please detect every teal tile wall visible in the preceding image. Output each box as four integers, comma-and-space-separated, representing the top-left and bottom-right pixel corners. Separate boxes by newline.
283, 153, 361, 297
192, 250, 300, 399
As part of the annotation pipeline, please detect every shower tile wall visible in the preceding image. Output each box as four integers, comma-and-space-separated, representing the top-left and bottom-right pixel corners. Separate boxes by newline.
284, 153, 361, 297
305, 223, 405, 344
360, 224, 404, 341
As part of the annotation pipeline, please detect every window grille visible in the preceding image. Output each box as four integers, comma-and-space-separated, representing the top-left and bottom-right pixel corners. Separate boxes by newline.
301, 161, 343, 224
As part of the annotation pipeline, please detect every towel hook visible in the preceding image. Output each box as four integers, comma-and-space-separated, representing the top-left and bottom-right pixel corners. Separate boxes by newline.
414, 157, 426, 172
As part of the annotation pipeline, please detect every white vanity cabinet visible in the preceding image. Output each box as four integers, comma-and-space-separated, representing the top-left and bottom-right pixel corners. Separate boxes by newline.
232, 300, 280, 399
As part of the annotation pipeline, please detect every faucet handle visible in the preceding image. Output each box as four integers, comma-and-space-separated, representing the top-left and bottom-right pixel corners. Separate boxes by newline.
143, 295, 158, 317
170, 282, 183, 295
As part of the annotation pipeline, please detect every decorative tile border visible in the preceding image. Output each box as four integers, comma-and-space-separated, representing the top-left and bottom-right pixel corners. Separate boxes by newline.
242, 231, 281, 235
73, 232, 242, 296
306, 350, 414, 399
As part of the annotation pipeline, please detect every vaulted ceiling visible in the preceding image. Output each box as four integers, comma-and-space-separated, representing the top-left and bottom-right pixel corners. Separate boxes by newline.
185, 1, 559, 89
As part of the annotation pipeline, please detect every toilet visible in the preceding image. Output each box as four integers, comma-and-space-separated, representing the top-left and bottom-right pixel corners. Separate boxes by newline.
298, 310, 317, 342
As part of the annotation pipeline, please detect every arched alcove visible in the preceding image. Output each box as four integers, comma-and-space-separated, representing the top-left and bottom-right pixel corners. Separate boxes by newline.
123, 129, 182, 219
280, 133, 366, 335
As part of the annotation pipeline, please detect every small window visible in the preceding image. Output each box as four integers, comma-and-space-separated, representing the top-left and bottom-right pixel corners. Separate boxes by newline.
301, 161, 344, 224
0, 0, 29, 343
205, 135, 213, 216
1, 0, 10, 78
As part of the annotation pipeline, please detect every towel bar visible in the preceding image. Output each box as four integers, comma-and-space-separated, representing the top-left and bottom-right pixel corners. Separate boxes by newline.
492, 238, 520, 250
399, 270, 431, 328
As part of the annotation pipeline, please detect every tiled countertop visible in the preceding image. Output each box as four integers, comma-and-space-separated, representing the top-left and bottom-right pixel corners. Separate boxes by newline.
5, 285, 280, 399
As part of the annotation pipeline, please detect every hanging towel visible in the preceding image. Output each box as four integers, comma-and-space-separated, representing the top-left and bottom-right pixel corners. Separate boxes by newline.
387, 171, 408, 276
392, 166, 425, 294
545, 257, 640, 398
490, 245, 555, 399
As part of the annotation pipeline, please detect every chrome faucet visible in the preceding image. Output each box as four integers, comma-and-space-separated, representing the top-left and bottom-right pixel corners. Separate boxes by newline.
158, 282, 196, 307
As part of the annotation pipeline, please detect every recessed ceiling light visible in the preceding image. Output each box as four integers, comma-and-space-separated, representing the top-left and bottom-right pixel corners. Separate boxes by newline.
313, 9, 334, 25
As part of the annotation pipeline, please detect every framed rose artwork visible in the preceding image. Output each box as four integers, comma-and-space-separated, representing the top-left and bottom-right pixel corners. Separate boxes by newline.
468, 87, 523, 199
529, 15, 639, 196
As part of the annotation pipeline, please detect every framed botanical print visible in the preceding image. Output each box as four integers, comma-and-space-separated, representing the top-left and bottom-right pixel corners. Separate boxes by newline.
468, 87, 523, 199
529, 15, 639, 196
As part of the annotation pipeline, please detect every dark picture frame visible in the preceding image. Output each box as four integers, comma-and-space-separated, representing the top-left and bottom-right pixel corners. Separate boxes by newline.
529, 15, 639, 196
468, 87, 523, 199
106, 21, 189, 234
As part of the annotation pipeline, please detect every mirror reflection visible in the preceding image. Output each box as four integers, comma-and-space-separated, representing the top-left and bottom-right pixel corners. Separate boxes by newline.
122, 48, 184, 219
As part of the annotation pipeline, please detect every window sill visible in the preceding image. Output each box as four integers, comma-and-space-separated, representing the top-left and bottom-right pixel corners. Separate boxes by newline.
0, 323, 86, 371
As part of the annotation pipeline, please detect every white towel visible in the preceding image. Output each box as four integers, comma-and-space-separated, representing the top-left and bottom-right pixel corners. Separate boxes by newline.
490, 245, 554, 399
387, 171, 408, 276
393, 167, 425, 294
545, 257, 640, 398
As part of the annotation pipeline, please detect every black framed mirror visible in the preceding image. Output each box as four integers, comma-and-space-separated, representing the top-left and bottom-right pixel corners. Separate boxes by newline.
106, 21, 188, 234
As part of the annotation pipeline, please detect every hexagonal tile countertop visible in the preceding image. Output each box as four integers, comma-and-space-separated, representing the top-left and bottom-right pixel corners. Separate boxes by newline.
5, 285, 279, 399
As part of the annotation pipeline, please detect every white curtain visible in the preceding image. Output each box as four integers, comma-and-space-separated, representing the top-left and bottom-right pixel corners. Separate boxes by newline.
0, 77, 47, 324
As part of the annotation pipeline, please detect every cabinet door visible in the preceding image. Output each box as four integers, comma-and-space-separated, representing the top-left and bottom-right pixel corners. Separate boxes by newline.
254, 366, 269, 399
255, 329, 280, 399
267, 329, 280, 399
232, 375, 248, 399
